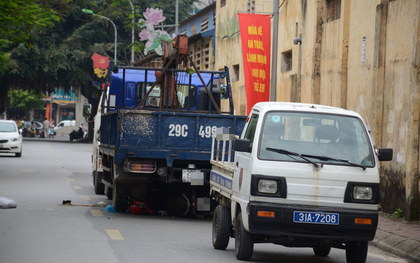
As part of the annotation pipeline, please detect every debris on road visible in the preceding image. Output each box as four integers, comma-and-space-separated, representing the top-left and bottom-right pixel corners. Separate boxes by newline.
0, 196, 17, 208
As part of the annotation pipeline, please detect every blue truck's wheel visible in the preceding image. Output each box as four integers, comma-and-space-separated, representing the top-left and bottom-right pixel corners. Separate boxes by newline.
345, 241, 368, 263
235, 213, 254, 260
112, 184, 128, 212
313, 246, 331, 257
212, 205, 231, 250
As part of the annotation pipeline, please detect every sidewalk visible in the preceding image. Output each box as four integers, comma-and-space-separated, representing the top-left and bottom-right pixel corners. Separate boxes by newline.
22, 135, 85, 143
372, 212, 420, 262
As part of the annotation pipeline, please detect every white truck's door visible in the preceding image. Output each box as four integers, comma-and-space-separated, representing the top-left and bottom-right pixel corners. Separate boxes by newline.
232, 113, 259, 221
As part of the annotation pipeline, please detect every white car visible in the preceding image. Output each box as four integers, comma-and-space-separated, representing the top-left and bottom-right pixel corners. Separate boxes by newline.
0, 120, 22, 157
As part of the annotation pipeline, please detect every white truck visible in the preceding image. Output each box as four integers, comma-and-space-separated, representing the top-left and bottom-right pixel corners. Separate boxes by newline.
210, 102, 393, 263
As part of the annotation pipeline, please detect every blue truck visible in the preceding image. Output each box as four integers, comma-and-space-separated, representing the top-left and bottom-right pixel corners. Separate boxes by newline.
90, 65, 246, 215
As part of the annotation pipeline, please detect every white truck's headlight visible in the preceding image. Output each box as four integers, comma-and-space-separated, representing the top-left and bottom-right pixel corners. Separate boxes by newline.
258, 179, 277, 194
353, 186, 373, 200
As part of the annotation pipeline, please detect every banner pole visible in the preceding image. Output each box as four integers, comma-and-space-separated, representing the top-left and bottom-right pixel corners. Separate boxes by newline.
270, 0, 279, 101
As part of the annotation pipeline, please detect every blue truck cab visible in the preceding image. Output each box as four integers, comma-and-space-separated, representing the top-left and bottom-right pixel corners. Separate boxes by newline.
93, 66, 246, 215
107, 68, 224, 111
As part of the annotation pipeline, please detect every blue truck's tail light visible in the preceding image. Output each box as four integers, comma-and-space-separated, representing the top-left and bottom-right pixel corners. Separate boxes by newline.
124, 159, 156, 173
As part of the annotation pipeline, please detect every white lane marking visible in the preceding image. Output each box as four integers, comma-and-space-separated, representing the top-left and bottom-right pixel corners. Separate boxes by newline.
90, 210, 103, 216
105, 229, 124, 240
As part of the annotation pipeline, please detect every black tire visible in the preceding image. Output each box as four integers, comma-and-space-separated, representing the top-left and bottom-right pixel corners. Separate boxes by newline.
346, 241, 368, 263
212, 205, 231, 250
112, 183, 128, 212
15, 151, 22, 157
313, 246, 331, 257
94, 171, 105, 195
235, 213, 254, 260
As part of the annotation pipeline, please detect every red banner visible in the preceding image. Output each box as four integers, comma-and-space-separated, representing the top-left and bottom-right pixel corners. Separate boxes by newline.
238, 13, 271, 115
91, 53, 109, 70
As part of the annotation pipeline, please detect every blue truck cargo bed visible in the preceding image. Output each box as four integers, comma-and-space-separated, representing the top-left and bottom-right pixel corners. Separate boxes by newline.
101, 109, 247, 166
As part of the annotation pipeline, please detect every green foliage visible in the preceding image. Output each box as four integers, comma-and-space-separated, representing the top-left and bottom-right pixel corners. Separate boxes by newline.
8, 89, 46, 112
386, 208, 404, 219
0, 0, 201, 99
0, 0, 62, 74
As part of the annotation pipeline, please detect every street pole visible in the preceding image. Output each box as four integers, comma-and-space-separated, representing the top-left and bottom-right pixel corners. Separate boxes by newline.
129, 1, 134, 64
270, 0, 279, 101
50, 93, 52, 127
82, 9, 118, 65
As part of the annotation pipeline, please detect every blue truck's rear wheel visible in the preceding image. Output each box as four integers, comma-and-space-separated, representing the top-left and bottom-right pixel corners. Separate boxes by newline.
235, 213, 254, 260
212, 205, 231, 250
112, 184, 128, 212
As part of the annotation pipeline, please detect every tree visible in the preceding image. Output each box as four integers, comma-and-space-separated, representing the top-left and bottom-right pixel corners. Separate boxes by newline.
8, 88, 46, 113
0, 0, 60, 73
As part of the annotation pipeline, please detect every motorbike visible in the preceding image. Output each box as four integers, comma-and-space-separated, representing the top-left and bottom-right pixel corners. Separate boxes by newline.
48, 126, 56, 139
69, 127, 87, 142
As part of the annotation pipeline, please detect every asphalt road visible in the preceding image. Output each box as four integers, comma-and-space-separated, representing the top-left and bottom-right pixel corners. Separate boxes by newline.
0, 140, 408, 263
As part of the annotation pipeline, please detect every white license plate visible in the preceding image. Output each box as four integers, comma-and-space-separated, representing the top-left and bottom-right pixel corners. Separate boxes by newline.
293, 211, 339, 225
182, 170, 204, 185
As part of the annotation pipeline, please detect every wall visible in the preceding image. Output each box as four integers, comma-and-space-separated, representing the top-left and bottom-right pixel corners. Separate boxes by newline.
216, 0, 420, 220
215, 0, 247, 115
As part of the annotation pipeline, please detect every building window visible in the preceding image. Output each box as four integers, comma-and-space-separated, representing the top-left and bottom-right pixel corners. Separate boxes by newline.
327, 0, 341, 22
281, 50, 292, 72
247, 0, 255, 13
213, 11, 216, 28
191, 24, 197, 35
201, 18, 209, 32
232, 64, 240, 81
221, 0, 226, 7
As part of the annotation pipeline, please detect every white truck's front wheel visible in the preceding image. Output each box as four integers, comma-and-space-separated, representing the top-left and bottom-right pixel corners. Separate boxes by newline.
235, 213, 254, 260
345, 241, 368, 263
313, 246, 331, 257
212, 205, 231, 250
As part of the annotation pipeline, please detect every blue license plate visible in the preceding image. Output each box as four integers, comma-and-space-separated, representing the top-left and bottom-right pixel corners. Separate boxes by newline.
293, 211, 339, 225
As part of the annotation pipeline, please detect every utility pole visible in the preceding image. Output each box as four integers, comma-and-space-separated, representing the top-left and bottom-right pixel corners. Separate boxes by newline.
129, 0, 134, 64
270, 0, 279, 101
175, 0, 179, 35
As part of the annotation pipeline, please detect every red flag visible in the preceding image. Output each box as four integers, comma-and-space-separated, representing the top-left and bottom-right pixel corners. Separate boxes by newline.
91, 54, 109, 70
238, 13, 271, 115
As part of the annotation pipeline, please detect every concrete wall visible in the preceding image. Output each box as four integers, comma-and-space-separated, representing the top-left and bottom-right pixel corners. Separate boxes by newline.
216, 0, 420, 220
215, 0, 247, 115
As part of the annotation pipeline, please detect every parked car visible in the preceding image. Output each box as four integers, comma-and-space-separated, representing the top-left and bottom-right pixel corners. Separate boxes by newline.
55, 120, 76, 130
0, 120, 22, 157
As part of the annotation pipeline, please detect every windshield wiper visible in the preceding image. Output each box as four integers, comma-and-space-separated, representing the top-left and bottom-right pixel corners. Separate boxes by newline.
299, 154, 367, 170
266, 147, 319, 168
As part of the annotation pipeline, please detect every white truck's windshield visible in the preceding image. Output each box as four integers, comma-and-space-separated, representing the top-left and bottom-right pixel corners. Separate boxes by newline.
258, 111, 374, 167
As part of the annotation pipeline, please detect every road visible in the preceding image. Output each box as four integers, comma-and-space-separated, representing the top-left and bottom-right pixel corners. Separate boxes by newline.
0, 140, 408, 263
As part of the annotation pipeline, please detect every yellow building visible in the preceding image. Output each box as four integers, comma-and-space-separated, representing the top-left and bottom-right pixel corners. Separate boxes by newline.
215, 0, 420, 220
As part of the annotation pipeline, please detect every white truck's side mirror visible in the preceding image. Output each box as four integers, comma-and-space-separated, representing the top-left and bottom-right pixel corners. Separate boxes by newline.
378, 148, 393, 161
235, 138, 251, 153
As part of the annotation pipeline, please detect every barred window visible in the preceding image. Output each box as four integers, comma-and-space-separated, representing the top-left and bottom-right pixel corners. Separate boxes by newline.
221, 0, 226, 7
327, 0, 341, 22
201, 18, 209, 32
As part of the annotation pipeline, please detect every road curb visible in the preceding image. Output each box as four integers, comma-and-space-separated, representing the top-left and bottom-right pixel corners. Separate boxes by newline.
371, 228, 420, 262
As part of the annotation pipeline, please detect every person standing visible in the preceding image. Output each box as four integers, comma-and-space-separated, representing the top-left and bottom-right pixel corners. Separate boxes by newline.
43, 118, 49, 138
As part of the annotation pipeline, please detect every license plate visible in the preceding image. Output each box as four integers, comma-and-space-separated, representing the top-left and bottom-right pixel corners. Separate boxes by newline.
182, 170, 204, 185
293, 211, 339, 225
